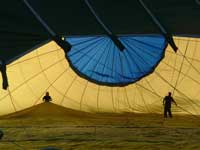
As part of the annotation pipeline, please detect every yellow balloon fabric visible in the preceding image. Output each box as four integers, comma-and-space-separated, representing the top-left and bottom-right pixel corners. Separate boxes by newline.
0, 36, 200, 116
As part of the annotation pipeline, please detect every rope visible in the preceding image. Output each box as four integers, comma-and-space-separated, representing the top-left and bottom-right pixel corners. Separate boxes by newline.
172, 41, 189, 94
7, 88, 16, 112
80, 81, 89, 110
60, 76, 77, 105
155, 72, 200, 115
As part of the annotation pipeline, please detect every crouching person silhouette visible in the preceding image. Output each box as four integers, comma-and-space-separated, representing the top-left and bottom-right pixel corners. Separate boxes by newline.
163, 92, 177, 118
43, 92, 52, 102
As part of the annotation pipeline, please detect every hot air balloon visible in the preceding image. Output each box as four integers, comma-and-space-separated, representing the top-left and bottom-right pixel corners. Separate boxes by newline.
0, 0, 200, 117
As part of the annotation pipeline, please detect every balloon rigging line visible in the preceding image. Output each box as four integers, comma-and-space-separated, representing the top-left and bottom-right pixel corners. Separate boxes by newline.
32, 62, 93, 109
80, 81, 89, 110
170, 40, 179, 85
18, 59, 38, 100
155, 72, 200, 115
23, 0, 55, 36
144, 78, 159, 96
136, 82, 199, 118
155, 71, 198, 114
8, 88, 17, 112
162, 61, 200, 86
2, 31, 200, 115
23, 0, 72, 52
166, 51, 200, 63
35, 43, 62, 90
67, 35, 200, 113
84, 0, 125, 51
174, 42, 197, 86
33, 58, 71, 105
179, 48, 200, 76
0, 57, 66, 102
172, 40, 189, 94
177, 105, 200, 119
124, 38, 200, 116
138, 0, 177, 52
69, 37, 200, 112
138, 0, 166, 34
34, 46, 77, 105
84, 0, 111, 35
135, 82, 166, 112
123, 40, 162, 111
132, 39, 199, 109
136, 83, 162, 98
143, 78, 165, 111
60, 75, 77, 105
9, 47, 62, 67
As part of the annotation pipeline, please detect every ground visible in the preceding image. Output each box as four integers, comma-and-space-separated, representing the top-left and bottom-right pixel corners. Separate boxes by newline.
0, 103, 200, 150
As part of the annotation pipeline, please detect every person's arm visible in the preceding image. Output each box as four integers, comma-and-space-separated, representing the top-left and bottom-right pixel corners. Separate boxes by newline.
172, 98, 177, 106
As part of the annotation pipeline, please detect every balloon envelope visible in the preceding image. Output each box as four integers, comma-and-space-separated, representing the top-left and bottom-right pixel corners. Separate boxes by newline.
0, 36, 200, 116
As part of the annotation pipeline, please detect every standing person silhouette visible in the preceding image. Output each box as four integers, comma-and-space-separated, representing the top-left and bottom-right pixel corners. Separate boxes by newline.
0, 59, 8, 90
43, 92, 52, 102
163, 92, 177, 118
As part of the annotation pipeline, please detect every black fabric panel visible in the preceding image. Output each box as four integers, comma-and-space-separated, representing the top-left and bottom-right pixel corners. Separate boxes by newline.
29, 0, 200, 35
28, 0, 105, 35
0, 1, 49, 62
143, 0, 200, 35
0, 0, 199, 62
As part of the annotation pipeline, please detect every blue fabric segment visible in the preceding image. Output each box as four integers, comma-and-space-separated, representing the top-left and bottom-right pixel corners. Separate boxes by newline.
65, 35, 167, 85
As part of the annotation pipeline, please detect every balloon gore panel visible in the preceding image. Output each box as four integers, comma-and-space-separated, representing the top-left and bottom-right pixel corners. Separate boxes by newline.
66, 35, 167, 86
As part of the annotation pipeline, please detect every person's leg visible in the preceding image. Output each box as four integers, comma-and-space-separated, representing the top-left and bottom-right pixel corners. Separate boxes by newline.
168, 108, 172, 118
164, 107, 167, 118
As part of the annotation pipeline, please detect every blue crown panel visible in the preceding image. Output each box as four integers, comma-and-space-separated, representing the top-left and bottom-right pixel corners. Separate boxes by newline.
65, 35, 167, 86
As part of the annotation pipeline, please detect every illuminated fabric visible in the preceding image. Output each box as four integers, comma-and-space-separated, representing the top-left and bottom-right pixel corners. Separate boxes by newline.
0, 36, 200, 116
66, 35, 167, 85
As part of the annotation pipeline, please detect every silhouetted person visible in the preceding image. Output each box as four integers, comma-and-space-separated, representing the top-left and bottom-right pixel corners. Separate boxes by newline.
0, 59, 8, 90
163, 92, 177, 118
0, 129, 3, 140
43, 92, 52, 102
